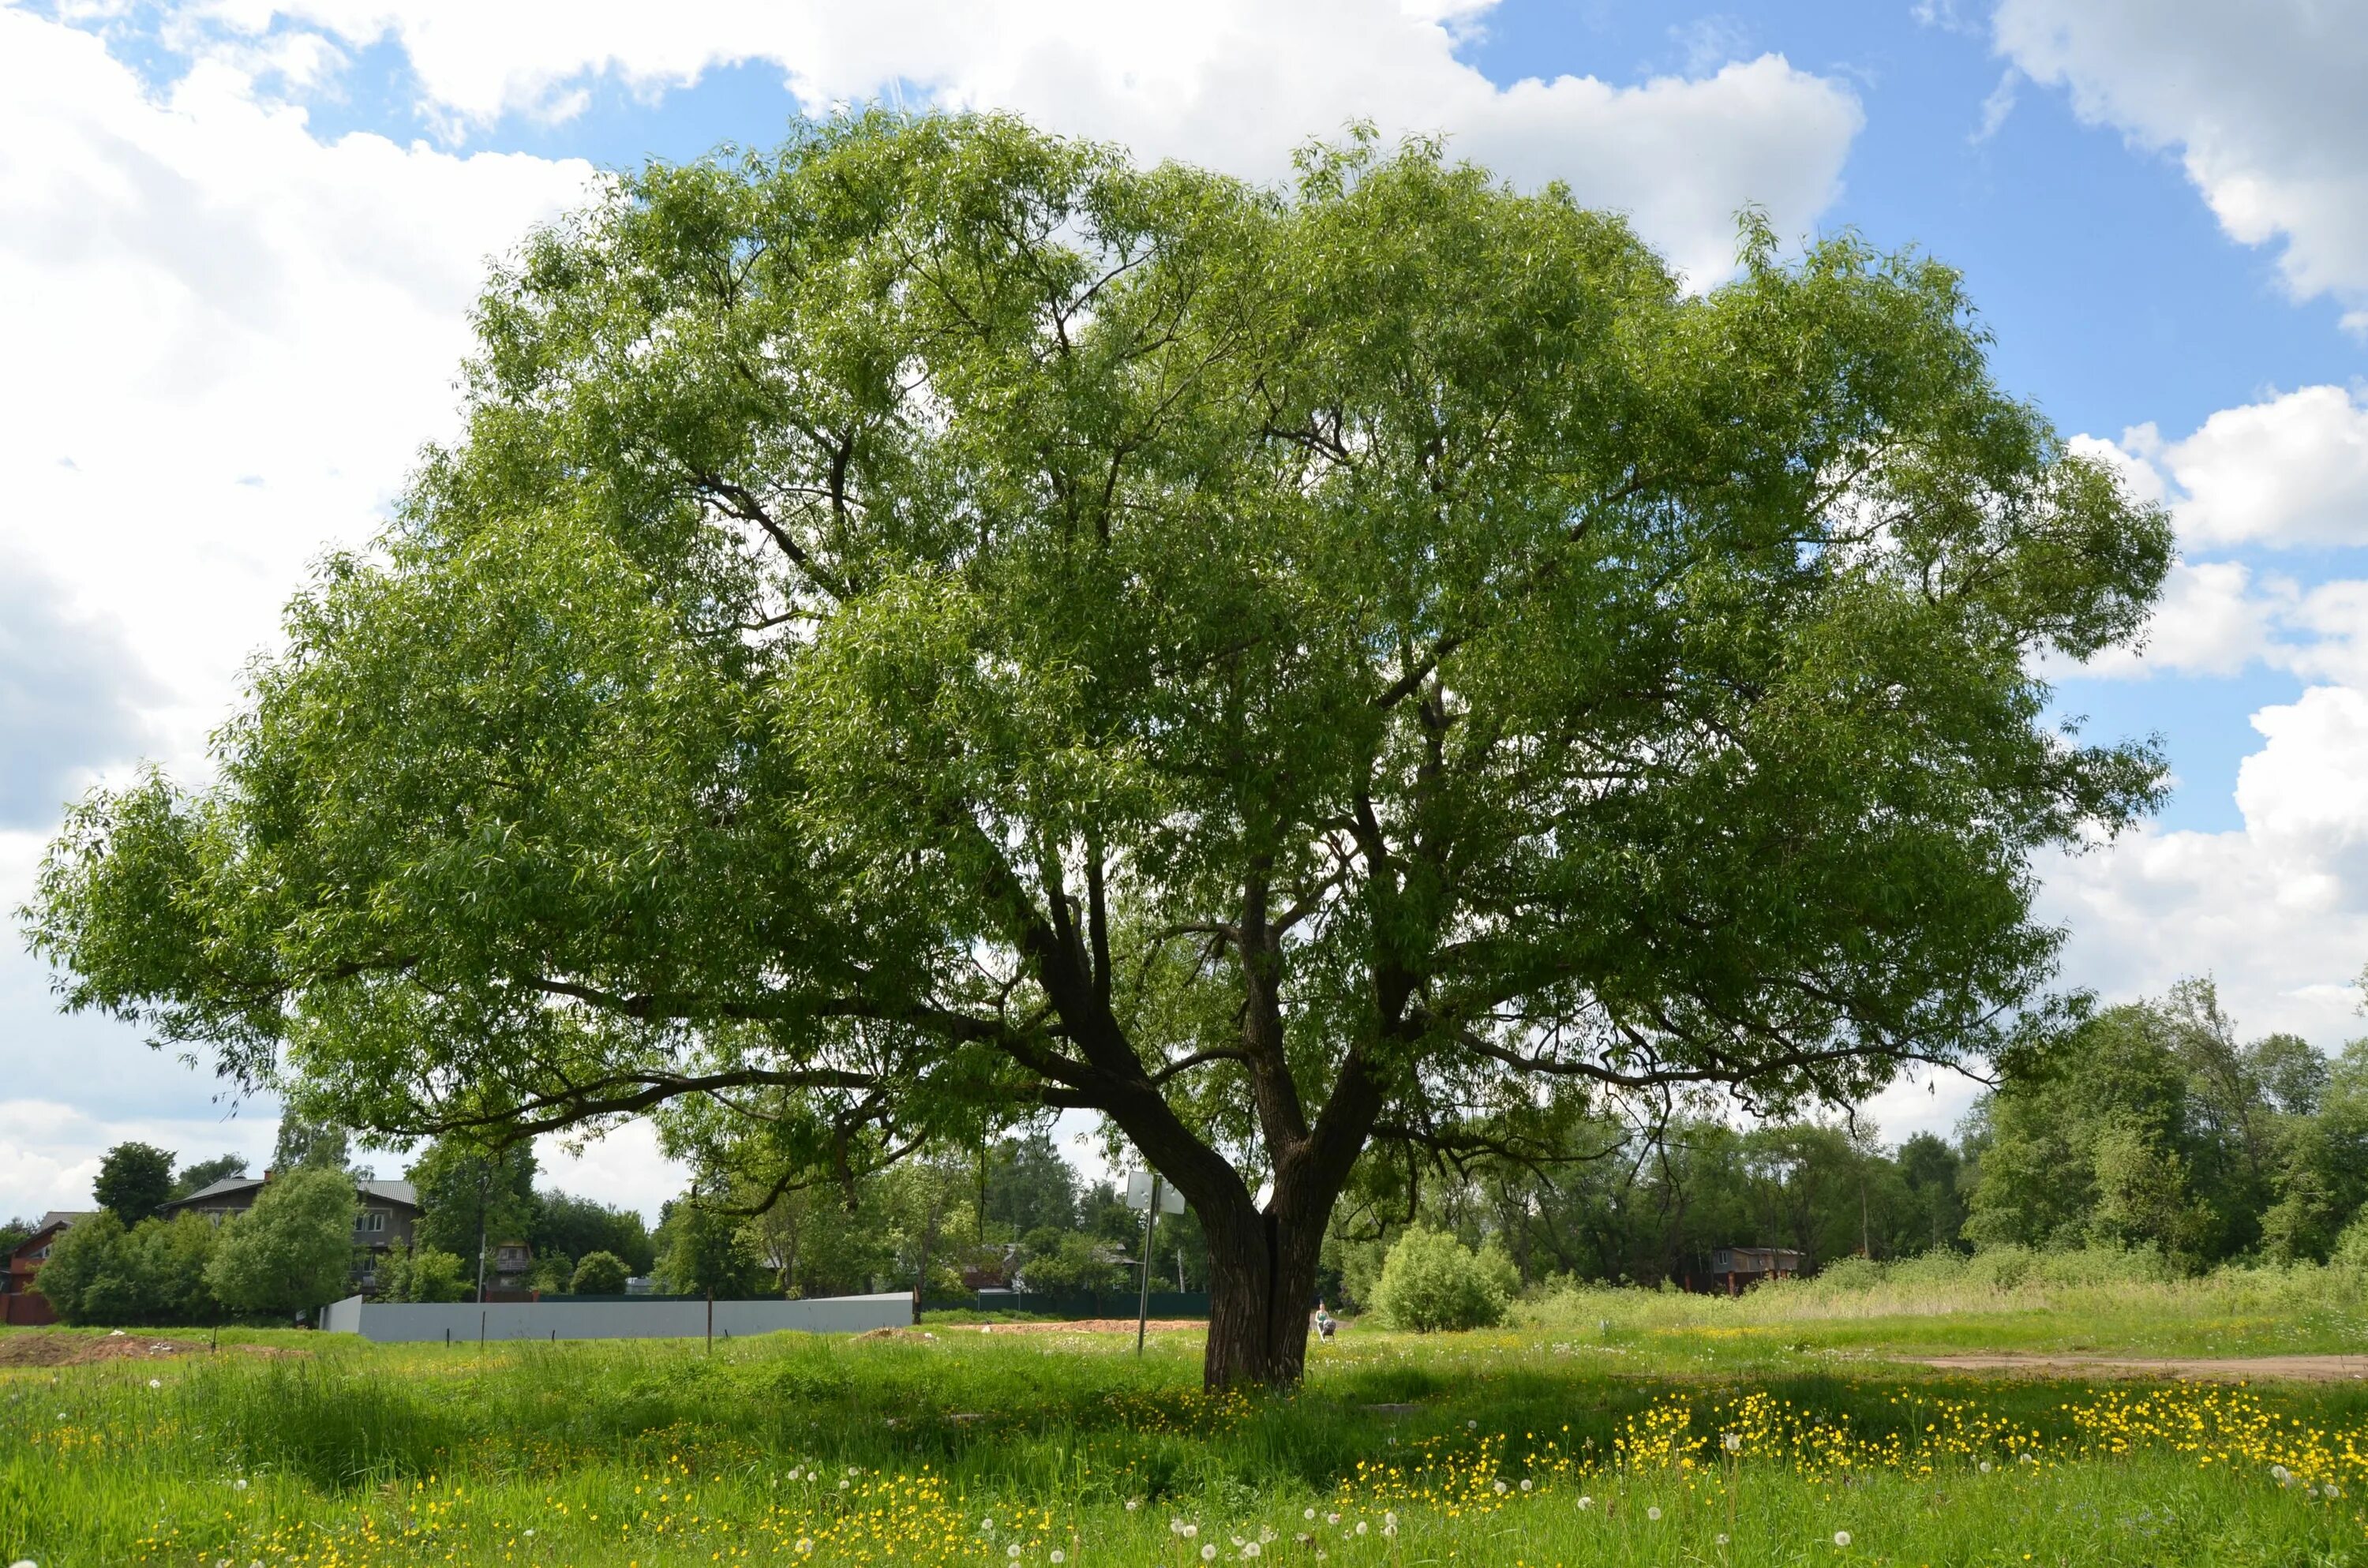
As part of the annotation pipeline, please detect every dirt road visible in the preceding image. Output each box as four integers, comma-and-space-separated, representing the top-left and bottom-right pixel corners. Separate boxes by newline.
1916, 1353, 2368, 1382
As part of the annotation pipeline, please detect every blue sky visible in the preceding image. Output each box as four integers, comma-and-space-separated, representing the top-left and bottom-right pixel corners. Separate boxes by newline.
4, 0, 2366, 1219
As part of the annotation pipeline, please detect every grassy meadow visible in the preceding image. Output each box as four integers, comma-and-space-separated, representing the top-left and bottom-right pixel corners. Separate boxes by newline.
6, 1263, 2368, 1568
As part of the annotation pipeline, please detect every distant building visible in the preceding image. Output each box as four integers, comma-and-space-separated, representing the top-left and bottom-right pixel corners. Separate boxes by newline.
486, 1240, 536, 1297
2, 1211, 96, 1325
1707, 1245, 1806, 1293
159, 1173, 422, 1292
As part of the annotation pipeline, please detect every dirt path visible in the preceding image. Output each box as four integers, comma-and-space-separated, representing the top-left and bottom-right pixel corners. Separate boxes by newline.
1916, 1353, 2368, 1383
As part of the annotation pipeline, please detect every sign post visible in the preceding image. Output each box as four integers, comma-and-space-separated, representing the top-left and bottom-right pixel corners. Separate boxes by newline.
1126, 1169, 1186, 1357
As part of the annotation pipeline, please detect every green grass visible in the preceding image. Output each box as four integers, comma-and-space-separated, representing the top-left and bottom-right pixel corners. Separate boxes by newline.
5, 1269, 2368, 1566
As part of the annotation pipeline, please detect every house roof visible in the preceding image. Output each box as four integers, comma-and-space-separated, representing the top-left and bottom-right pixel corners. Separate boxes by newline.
162, 1176, 421, 1211
9, 1212, 94, 1259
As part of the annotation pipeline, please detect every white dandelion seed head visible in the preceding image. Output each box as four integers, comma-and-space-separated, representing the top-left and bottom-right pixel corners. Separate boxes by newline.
1493, 1480, 1507, 1495
1201, 1545, 1216, 1562
1182, 1524, 1199, 1539
1325, 1514, 1339, 1525
1717, 1533, 1729, 1546
1578, 1495, 1593, 1510
1006, 1544, 1021, 1559
1304, 1509, 1316, 1521
1051, 1553, 1065, 1564
789, 1468, 802, 1481
838, 1478, 850, 1490
149, 1379, 162, 1389
232, 1479, 249, 1491
1466, 1420, 1478, 1430
1381, 1521, 1398, 1538
1243, 1544, 1261, 1559
1647, 1506, 1662, 1521
796, 1539, 814, 1554
1722, 1433, 1742, 1452
1979, 1461, 1991, 1473
1126, 1498, 1141, 1511
1834, 1530, 1852, 1547
1520, 1478, 1533, 1492
1355, 1521, 1368, 1536
1383, 1513, 1396, 1527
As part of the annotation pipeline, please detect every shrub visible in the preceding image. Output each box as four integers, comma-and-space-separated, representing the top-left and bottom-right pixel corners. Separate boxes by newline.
1371, 1225, 1516, 1332
207, 1167, 357, 1316
1017, 1232, 1129, 1294
36, 1211, 222, 1326
570, 1250, 631, 1294
2332, 1211, 2368, 1271
377, 1239, 473, 1302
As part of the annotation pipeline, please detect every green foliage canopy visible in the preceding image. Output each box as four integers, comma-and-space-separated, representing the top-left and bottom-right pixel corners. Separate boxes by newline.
569, 1250, 631, 1293
206, 1166, 357, 1315
35, 1211, 223, 1326
93, 1140, 175, 1226
22, 114, 2169, 1383
1371, 1222, 1516, 1331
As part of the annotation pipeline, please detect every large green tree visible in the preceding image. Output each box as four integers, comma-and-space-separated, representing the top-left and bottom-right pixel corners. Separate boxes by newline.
92, 1141, 176, 1226
24, 114, 2168, 1386
205, 1166, 357, 1317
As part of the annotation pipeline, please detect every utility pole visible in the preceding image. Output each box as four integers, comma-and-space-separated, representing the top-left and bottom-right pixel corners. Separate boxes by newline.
474, 1156, 493, 1302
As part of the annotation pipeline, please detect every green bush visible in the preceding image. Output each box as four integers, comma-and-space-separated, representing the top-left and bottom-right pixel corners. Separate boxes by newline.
207, 1167, 357, 1316
35, 1211, 223, 1326
570, 1250, 631, 1294
377, 1239, 474, 1302
1371, 1225, 1516, 1332
2332, 1211, 2368, 1271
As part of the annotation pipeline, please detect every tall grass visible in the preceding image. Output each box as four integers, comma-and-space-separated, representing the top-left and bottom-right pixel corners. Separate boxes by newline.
1523, 1247, 2368, 1352
6, 1291, 2368, 1566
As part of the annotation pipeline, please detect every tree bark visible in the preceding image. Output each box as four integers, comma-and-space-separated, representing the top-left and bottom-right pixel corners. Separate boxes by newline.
1199, 1191, 1329, 1388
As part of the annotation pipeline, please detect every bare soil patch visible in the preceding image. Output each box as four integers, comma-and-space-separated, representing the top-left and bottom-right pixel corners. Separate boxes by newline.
1917, 1353, 2368, 1383
0, 1330, 293, 1368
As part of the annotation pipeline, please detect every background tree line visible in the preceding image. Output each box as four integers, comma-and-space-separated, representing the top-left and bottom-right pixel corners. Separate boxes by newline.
17, 979, 2358, 1325
1316, 979, 2368, 1301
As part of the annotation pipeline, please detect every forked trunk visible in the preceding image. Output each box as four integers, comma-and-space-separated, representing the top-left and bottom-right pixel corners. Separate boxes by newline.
1200, 1196, 1328, 1388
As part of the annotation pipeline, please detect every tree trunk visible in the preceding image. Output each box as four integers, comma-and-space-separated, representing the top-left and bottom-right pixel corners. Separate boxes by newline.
1198, 1191, 1329, 1388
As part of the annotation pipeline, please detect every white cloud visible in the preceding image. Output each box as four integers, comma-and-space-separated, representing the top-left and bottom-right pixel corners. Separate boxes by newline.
2059, 388, 2368, 683
2044, 685, 2368, 1047
0, 9, 598, 1217
2153, 387, 2368, 549
0, 13, 595, 765
534, 1122, 686, 1225
182, 0, 1862, 286
2076, 559, 2276, 679
0, 1099, 279, 1219
1995, 0, 2368, 326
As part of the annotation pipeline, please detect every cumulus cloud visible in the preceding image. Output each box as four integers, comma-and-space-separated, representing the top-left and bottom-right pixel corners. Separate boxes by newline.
176, 0, 1863, 286
2076, 559, 2276, 679
2058, 387, 2368, 683
2043, 687, 2368, 1047
1995, 0, 2368, 329
0, 549, 158, 828
2138, 387, 2368, 550
0, 9, 597, 768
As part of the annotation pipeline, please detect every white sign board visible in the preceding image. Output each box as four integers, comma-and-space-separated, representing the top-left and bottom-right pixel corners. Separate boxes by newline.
1124, 1169, 1186, 1214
